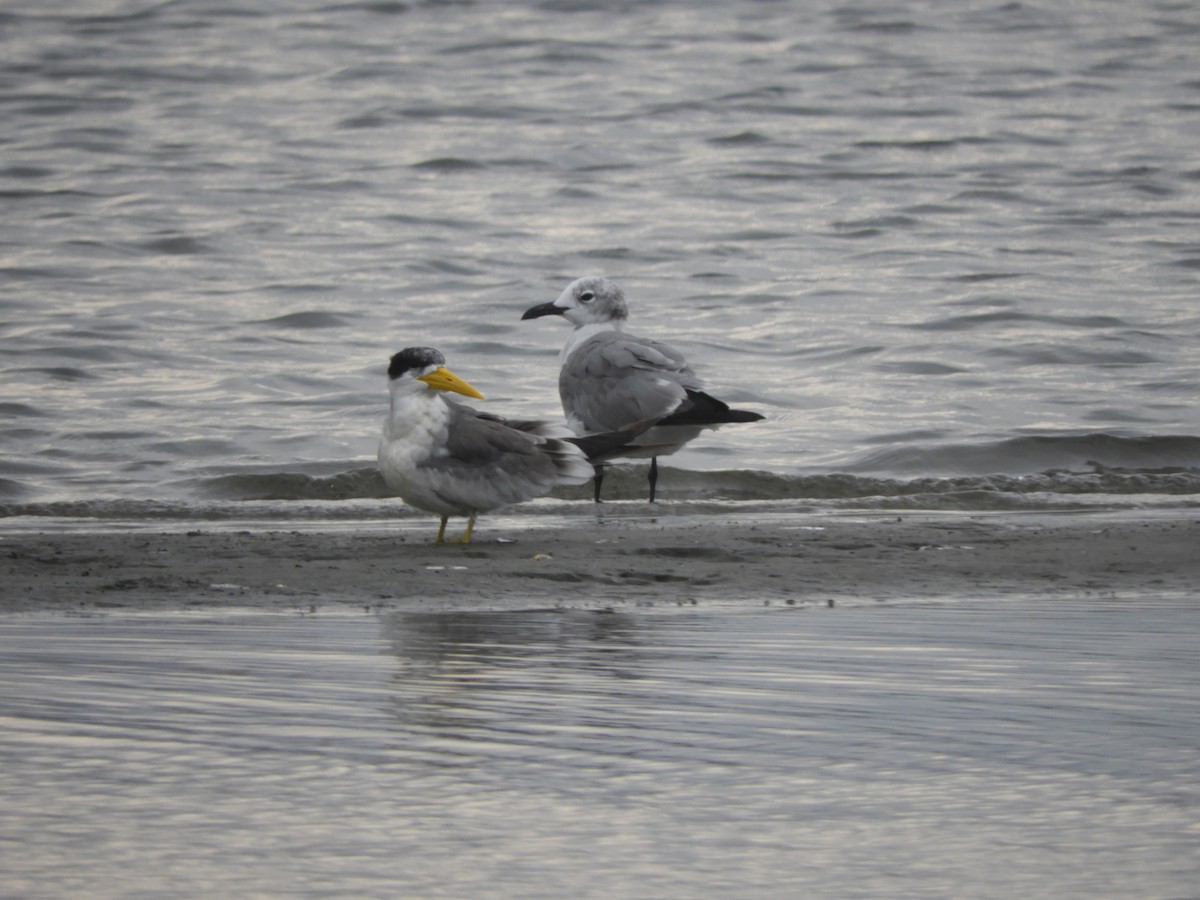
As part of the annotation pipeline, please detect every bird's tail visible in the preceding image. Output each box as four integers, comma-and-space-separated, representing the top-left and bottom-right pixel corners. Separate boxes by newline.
542, 437, 596, 484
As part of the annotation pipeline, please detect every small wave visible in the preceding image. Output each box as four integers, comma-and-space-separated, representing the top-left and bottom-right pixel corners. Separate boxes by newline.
322, 3, 411, 17
0, 497, 409, 524
0, 402, 48, 417
716, 229, 794, 242
987, 344, 1158, 366
1, 165, 54, 179
9, 366, 96, 382
873, 361, 967, 376
165, 434, 1200, 505
0, 478, 30, 499
909, 311, 1130, 331
411, 157, 487, 171
707, 131, 771, 146
3, 464, 1198, 525
251, 311, 355, 329
197, 467, 387, 501
137, 235, 214, 256
848, 433, 1200, 476
833, 215, 920, 231
338, 110, 391, 129
186, 457, 1200, 505
946, 272, 1027, 283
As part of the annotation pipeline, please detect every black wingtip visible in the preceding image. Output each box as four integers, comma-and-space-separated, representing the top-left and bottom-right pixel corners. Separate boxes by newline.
725, 409, 766, 423
658, 390, 765, 426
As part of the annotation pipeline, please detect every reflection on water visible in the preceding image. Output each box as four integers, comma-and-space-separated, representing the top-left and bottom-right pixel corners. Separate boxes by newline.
2, 601, 1198, 898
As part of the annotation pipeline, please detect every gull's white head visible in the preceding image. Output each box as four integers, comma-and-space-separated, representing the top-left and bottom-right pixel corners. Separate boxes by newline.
522, 276, 628, 328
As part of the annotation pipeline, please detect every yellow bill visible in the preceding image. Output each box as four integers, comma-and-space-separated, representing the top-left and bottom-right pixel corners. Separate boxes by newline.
417, 366, 485, 400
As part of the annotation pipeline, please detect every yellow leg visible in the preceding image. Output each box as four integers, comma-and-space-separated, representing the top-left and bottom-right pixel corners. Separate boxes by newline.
460, 512, 477, 544
434, 512, 477, 544
439, 512, 477, 544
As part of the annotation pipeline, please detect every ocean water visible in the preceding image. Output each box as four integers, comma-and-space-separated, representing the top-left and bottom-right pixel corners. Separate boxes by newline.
3, 6, 1199, 895
3, 601, 1198, 898
1, 0, 1198, 524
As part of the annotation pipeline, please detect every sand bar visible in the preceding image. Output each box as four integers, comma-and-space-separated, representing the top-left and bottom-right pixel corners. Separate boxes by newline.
2, 509, 1196, 613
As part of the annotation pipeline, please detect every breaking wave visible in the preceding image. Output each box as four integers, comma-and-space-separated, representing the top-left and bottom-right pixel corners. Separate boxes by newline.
845, 433, 1200, 476
2, 464, 1197, 526
2, 433, 1196, 525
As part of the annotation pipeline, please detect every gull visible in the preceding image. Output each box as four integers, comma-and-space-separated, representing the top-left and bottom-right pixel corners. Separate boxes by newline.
522, 276, 764, 502
378, 346, 638, 543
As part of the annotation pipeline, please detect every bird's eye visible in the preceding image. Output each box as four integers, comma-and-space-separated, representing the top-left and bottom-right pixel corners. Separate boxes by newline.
579, 291, 595, 303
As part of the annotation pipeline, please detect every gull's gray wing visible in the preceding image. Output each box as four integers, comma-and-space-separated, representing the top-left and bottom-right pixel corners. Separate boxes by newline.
560, 332, 704, 432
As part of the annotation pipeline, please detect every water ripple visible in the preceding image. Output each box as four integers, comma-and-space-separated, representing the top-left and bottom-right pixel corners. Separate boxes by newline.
0, 0, 1196, 514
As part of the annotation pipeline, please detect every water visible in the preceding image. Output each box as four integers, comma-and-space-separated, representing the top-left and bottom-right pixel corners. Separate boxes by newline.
2, 0, 1199, 523
2, 601, 1197, 898
2, 7, 1198, 892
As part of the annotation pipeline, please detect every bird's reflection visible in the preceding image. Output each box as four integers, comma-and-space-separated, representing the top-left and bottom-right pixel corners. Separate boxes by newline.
377, 609, 652, 743
382, 608, 642, 662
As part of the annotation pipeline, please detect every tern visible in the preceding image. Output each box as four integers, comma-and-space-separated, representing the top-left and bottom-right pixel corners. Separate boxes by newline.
522, 276, 764, 502
379, 346, 638, 543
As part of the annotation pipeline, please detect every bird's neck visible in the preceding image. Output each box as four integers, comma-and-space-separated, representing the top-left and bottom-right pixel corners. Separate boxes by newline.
561, 321, 622, 363
384, 386, 449, 442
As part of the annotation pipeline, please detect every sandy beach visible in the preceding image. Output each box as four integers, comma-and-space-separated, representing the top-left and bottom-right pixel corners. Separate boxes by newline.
2, 510, 1195, 613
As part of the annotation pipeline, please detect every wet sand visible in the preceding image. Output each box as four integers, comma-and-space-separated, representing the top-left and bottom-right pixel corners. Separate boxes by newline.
2, 510, 1196, 613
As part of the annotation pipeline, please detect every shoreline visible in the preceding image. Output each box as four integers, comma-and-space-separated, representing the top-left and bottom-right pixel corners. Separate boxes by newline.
2, 509, 1196, 613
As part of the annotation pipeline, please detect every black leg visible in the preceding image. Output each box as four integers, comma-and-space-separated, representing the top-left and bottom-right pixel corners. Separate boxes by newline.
648, 456, 658, 503
592, 463, 605, 503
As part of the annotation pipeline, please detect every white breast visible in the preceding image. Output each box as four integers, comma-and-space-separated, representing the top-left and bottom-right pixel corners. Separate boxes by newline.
378, 391, 461, 515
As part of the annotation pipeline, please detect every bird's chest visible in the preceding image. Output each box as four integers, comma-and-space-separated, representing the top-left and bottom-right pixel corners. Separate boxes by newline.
381, 397, 451, 467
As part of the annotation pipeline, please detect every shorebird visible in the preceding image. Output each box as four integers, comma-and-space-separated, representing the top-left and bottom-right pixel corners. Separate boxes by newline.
378, 346, 637, 542
522, 276, 764, 502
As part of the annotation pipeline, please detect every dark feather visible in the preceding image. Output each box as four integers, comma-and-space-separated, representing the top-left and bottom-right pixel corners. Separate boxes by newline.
658, 389, 765, 427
